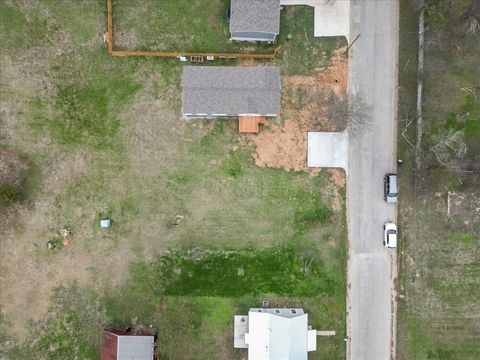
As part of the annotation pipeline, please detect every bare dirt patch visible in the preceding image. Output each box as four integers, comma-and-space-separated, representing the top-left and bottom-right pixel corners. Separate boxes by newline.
328, 168, 346, 211
249, 48, 348, 173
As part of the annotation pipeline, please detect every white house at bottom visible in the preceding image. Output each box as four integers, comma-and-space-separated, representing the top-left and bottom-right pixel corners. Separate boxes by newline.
234, 308, 318, 360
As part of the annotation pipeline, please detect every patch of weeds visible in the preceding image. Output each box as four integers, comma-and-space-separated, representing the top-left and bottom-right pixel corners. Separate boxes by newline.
19, 161, 42, 202
293, 193, 332, 232
45, 236, 64, 253
192, 121, 232, 156
0, 182, 22, 210
29, 282, 107, 359
220, 151, 243, 177
49, 76, 140, 150
119, 196, 138, 217
292, 175, 333, 235
156, 298, 208, 360
113, 0, 273, 54
454, 233, 475, 244
51, 85, 115, 148
0, 150, 40, 211
102, 283, 159, 327
29, 50, 142, 151
137, 244, 340, 297
444, 94, 480, 137
0, 2, 48, 52
0, 314, 28, 359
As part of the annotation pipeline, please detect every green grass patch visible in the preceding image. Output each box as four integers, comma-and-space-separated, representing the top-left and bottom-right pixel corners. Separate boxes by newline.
29, 283, 107, 359
278, 6, 342, 75
133, 244, 340, 297
444, 94, 480, 138
35, 52, 143, 150
454, 232, 475, 244
113, 0, 273, 54
0, 2, 48, 53
0, 182, 22, 209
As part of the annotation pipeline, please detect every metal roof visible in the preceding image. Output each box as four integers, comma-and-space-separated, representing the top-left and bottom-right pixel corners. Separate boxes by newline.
230, 0, 281, 35
244, 310, 310, 360
182, 66, 280, 116
117, 335, 154, 360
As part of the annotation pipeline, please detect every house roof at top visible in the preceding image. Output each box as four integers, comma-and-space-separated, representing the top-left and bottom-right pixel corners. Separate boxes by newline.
181, 66, 281, 115
245, 310, 310, 360
230, 0, 281, 35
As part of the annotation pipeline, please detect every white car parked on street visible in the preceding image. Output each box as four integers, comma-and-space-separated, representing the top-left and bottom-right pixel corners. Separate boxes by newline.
383, 222, 397, 248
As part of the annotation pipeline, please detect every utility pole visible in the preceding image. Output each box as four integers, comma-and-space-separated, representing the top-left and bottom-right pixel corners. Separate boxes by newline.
346, 33, 362, 56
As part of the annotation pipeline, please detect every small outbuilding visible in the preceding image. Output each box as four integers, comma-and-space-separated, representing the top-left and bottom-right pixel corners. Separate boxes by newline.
100, 330, 155, 360
230, 0, 281, 42
181, 66, 280, 119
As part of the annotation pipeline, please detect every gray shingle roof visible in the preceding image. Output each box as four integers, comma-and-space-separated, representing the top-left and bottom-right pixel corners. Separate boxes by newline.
230, 0, 281, 35
182, 66, 281, 116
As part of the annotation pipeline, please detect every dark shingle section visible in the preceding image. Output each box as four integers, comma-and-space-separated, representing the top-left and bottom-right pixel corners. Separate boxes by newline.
230, 0, 281, 35
182, 66, 281, 116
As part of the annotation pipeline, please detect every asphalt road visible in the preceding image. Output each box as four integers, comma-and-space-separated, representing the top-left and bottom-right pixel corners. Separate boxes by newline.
346, 1, 399, 359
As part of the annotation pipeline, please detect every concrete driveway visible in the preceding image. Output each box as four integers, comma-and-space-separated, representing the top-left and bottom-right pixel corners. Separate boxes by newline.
347, 1, 399, 359
307, 131, 348, 170
281, 0, 350, 41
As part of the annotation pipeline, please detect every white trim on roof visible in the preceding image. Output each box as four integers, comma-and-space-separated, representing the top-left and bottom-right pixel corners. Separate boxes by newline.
234, 308, 317, 360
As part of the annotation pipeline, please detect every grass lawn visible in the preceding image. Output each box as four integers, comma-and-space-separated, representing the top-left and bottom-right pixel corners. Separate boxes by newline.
0, 1, 347, 359
112, 0, 273, 53
278, 6, 341, 76
396, 1, 480, 359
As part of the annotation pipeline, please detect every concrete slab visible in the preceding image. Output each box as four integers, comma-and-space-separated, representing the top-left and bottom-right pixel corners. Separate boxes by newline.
281, 0, 350, 42
307, 131, 348, 170
233, 315, 249, 348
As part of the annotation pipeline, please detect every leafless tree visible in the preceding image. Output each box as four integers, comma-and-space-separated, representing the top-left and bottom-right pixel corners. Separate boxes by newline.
462, 0, 480, 35
429, 129, 468, 170
329, 94, 373, 137
465, 15, 480, 34
300, 252, 315, 277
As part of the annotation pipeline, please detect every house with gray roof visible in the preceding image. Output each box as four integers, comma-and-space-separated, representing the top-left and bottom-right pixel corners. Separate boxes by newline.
181, 66, 280, 119
230, 0, 281, 42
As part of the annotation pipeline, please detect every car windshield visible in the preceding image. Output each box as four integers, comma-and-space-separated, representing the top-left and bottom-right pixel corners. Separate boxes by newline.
388, 230, 396, 234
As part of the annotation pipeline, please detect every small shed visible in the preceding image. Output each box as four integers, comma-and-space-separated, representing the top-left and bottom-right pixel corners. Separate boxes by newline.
100, 330, 155, 360
230, 0, 281, 42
